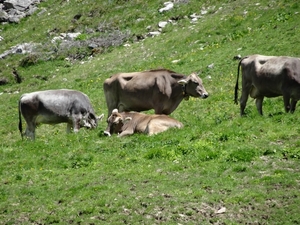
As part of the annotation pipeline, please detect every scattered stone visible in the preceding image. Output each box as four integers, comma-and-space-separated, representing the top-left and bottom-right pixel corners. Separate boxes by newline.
148, 31, 161, 37
201, 9, 208, 15
65, 32, 81, 41
0, 77, 9, 85
207, 63, 214, 69
0, 42, 39, 59
172, 59, 180, 63
216, 207, 226, 214
159, 2, 174, 13
158, 21, 168, 28
190, 13, 202, 19
51, 32, 81, 43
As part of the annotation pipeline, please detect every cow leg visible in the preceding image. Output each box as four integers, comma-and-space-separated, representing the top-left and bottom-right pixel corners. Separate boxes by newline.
255, 97, 264, 115
290, 99, 297, 113
72, 115, 81, 132
283, 95, 291, 112
118, 128, 134, 137
240, 84, 251, 116
146, 119, 171, 135
25, 122, 35, 140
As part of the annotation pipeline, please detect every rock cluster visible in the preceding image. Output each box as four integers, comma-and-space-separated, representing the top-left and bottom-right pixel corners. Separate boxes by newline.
0, 0, 42, 23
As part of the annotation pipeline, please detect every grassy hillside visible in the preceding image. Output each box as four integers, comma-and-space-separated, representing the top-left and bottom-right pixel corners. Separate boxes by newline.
1, 0, 300, 224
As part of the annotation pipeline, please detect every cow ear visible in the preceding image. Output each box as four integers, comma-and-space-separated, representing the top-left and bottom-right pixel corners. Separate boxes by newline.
178, 79, 187, 85
123, 117, 132, 124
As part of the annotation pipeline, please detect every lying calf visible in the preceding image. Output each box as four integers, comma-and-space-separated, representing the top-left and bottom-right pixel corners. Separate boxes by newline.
104, 109, 183, 137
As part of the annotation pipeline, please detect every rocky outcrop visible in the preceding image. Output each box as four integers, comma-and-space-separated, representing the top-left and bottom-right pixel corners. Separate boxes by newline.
0, 0, 43, 23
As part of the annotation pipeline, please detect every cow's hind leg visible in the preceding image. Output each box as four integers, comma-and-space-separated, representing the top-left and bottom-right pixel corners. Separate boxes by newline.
255, 96, 264, 115
146, 120, 169, 135
25, 122, 35, 140
240, 84, 252, 116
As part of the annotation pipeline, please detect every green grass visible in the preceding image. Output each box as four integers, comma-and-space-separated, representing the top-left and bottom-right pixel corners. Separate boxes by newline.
1, 0, 300, 224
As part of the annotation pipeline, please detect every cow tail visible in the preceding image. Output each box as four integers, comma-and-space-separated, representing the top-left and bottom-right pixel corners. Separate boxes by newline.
234, 57, 247, 104
18, 99, 23, 140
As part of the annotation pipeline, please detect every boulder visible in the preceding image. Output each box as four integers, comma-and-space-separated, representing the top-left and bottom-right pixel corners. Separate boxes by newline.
1, 0, 42, 23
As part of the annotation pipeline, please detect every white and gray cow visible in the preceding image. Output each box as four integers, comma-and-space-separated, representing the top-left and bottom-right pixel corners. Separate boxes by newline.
18, 89, 103, 140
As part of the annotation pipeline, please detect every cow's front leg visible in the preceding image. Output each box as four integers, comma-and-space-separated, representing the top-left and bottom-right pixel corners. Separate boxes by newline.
283, 95, 291, 112
255, 96, 264, 115
118, 128, 134, 137
72, 115, 81, 132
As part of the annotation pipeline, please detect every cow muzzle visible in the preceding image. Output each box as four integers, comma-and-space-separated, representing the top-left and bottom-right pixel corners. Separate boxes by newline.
201, 93, 209, 99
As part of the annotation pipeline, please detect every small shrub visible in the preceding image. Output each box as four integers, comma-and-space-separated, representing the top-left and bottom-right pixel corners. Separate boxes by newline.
227, 148, 257, 162
19, 54, 40, 67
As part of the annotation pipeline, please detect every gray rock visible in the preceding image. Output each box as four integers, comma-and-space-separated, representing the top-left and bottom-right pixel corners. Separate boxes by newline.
0, 9, 9, 22
4, 0, 33, 10
1, 0, 42, 23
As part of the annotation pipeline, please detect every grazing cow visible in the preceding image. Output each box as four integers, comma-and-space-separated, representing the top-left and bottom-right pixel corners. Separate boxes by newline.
18, 89, 104, 140
103, 69, 208, 116
234, 54, 300, 115
104, 109, 183, 137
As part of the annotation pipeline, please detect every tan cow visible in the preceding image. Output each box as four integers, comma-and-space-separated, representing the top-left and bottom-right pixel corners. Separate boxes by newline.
104, 109, 183, 137
234, 54, 300, 115
103, 69, 208, 116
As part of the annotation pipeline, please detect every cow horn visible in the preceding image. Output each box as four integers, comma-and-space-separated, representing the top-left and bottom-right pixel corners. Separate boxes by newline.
124, 117, 132, 122
178, 79, 187, 85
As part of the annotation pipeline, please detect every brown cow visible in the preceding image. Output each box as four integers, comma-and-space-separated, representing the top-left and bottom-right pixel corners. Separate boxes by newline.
234, 54, 300, 115
19, 89, 104, 140
103, 69, 208, 116
104, 109, 183, 137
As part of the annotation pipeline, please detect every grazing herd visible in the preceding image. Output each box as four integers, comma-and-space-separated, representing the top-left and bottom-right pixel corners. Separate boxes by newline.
18, 54, 300, 140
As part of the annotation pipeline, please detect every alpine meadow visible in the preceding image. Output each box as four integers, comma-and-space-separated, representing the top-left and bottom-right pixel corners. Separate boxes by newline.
1, 0, 300, 224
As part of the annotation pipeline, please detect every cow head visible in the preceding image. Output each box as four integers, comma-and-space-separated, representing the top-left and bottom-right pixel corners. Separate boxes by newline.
81, 113, 104, 129
104, 109, 131, 136
178, 73, 208, 100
